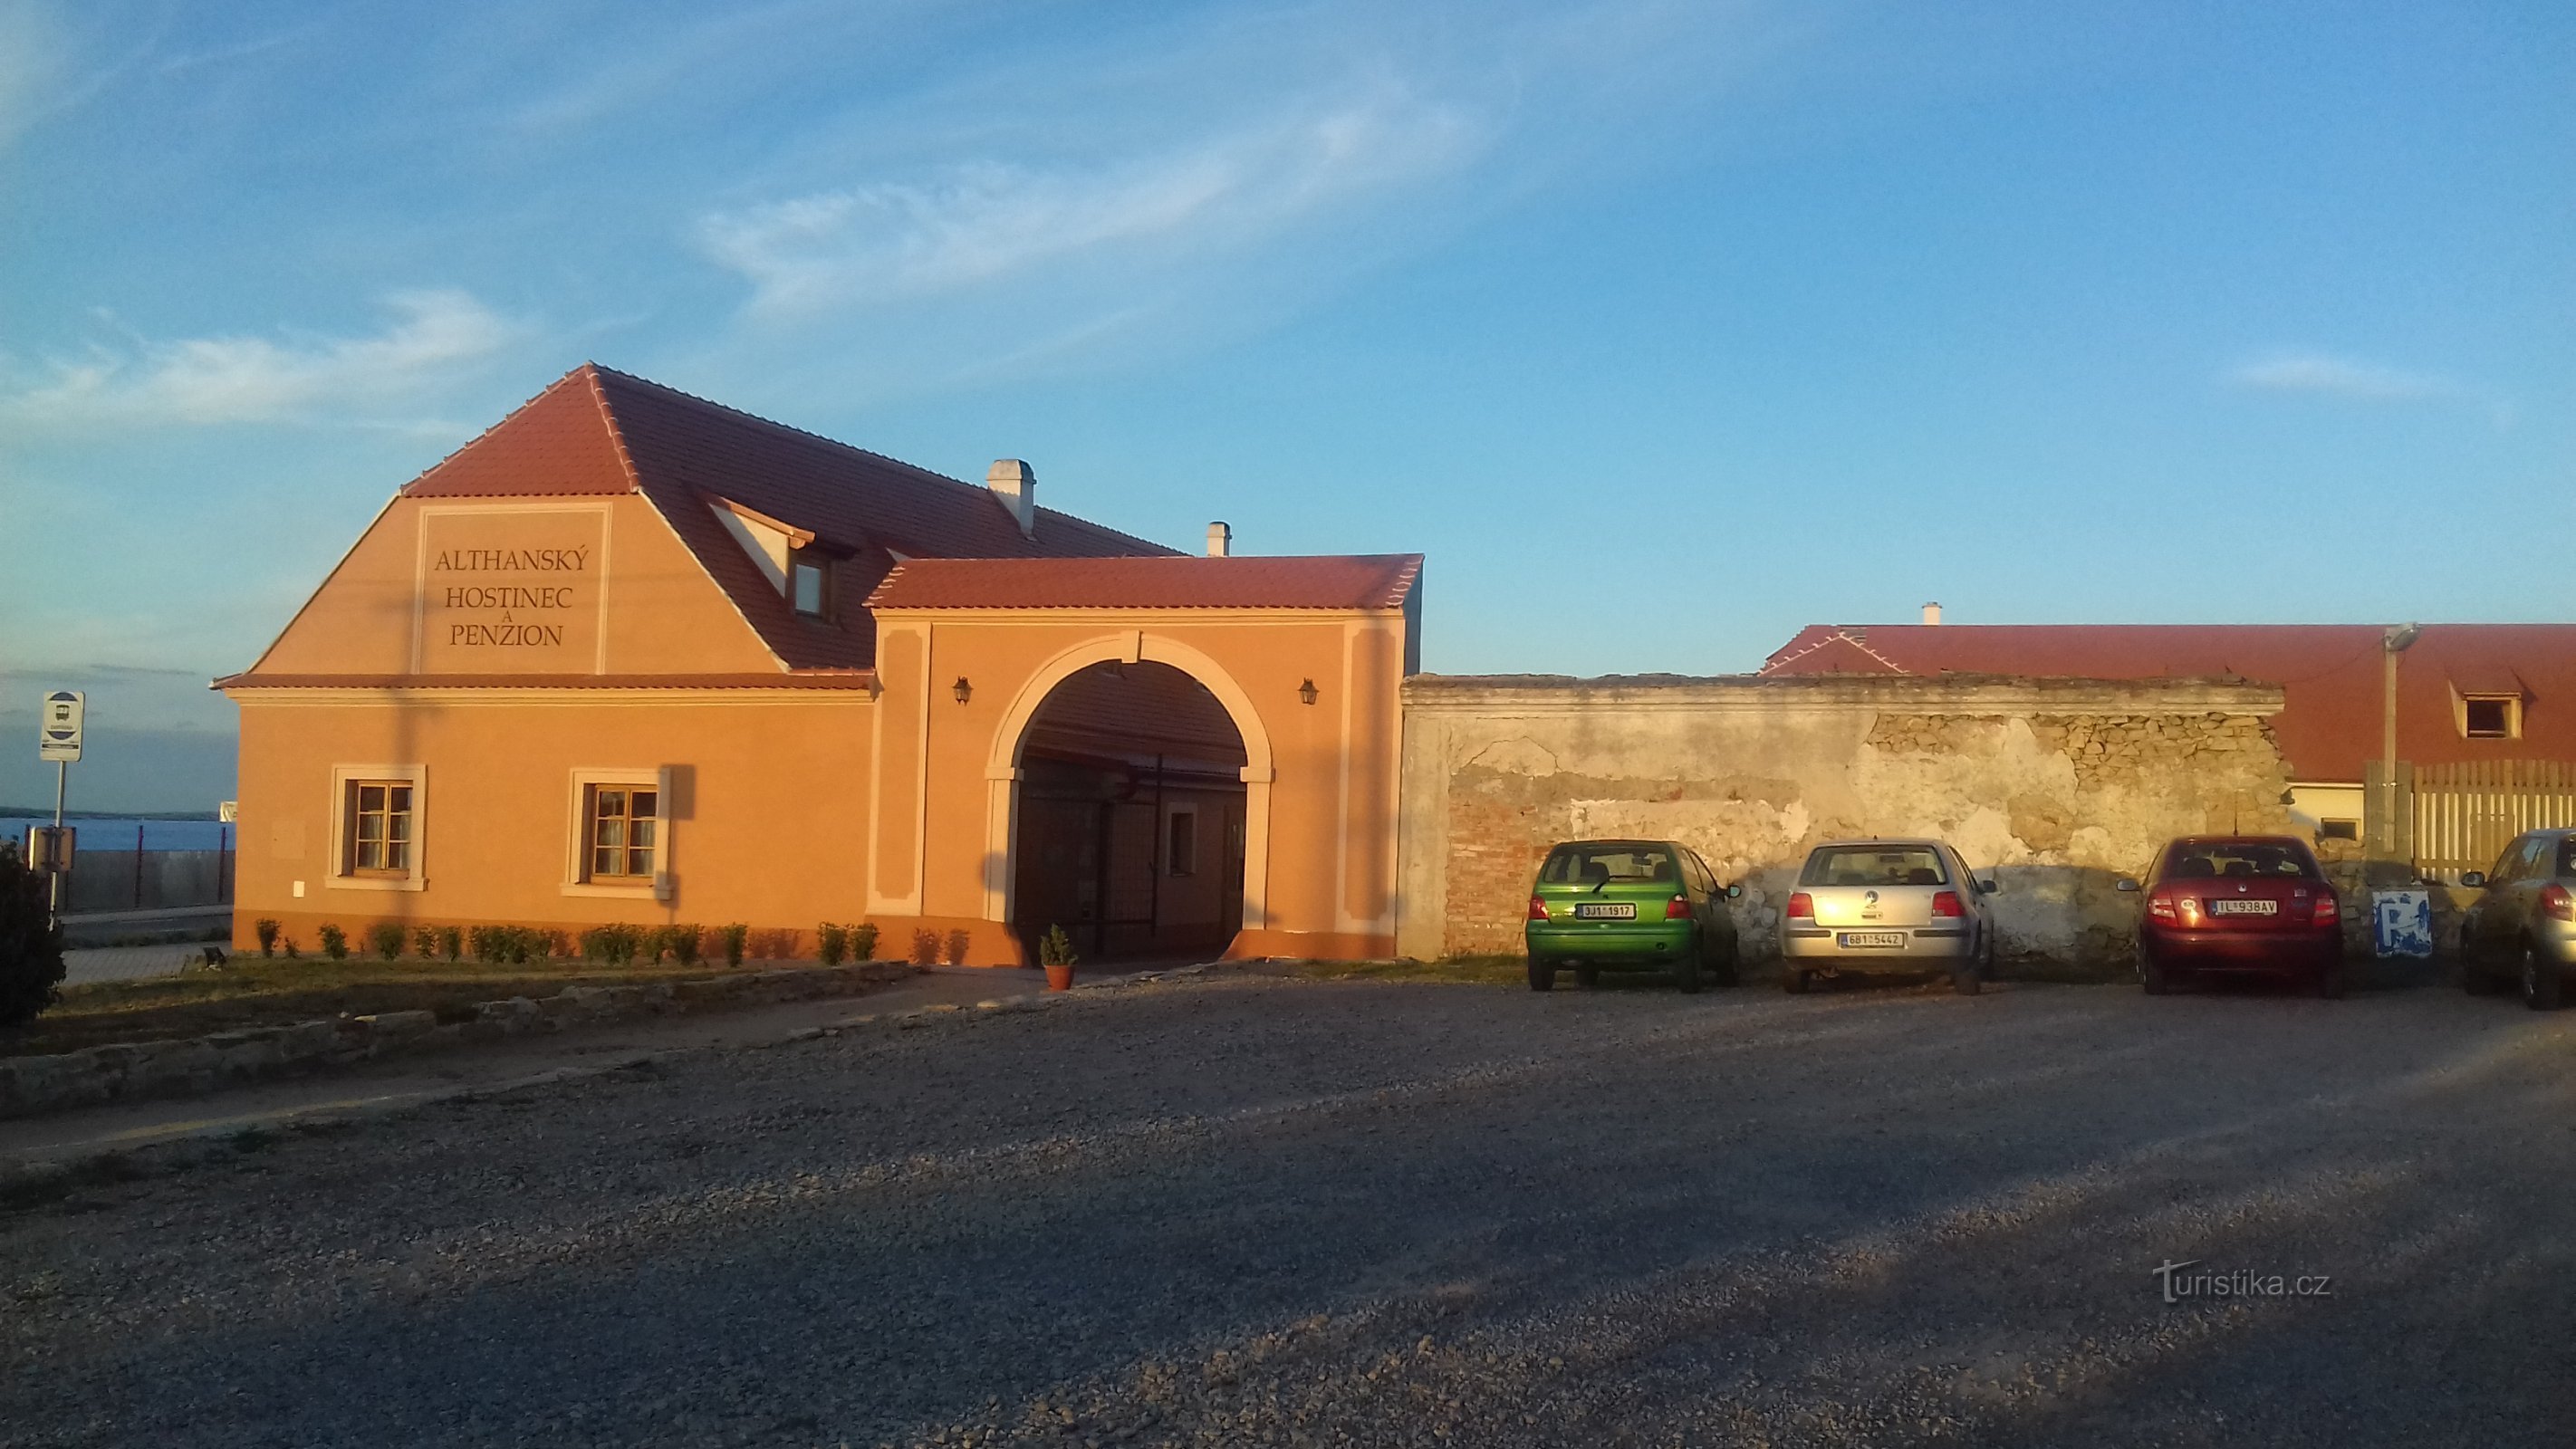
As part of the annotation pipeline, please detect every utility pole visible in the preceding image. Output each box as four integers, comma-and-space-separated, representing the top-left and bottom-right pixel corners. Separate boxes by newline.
2379, 624, 2420, 863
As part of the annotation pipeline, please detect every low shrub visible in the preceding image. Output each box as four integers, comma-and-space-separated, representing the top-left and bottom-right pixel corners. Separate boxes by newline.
283, 936, 301, 959
909, 928, 940, 966
411, 926, 439, 959
668, 924, 703, 965
817, 922, 850, 965
317, 924, 349, 961
944, 928, 972, 965
580, 923, 644, 964
440, 925, 463, 962
848, 922, 879, 962
718, 923, 748, 967
254, 918, 281, 958
0, 842, 67, 1028
469, 924, 543, 965
368, 922, 406, 961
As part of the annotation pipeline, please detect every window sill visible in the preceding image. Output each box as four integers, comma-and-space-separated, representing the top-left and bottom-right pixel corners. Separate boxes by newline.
562, 879, 665, 899
329, 875, 427, 892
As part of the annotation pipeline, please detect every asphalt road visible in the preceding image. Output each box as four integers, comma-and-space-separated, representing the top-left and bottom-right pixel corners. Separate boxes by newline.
3, 971, 2571, 1448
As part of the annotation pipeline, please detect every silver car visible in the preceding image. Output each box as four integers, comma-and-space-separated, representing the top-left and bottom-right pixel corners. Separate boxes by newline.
1778, 838, 1998, 995
2459, 829, 2576, 1010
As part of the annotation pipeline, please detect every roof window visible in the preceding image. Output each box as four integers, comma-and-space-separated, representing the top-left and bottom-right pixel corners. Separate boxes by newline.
2462, 696, 2519, 740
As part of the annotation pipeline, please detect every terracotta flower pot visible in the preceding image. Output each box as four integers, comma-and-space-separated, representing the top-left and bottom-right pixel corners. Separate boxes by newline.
1043, 963, 1075, 992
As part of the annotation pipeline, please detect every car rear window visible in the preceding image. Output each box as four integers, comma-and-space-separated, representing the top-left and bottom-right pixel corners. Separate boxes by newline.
1540, 845, 1677, 886
1800, 846, 1947, 888
2161, 841, 2321, 881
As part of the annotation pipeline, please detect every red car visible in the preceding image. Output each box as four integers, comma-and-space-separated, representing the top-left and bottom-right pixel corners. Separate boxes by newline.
2118, 837, 2344, 996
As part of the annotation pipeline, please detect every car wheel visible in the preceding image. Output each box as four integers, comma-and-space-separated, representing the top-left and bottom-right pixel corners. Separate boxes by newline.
1782, 965, 1811, 994
1673, 945, 1705, 995
2523, 944, 2564, 1012
2140, 948, 2170, 996
1526, 955, 1555, 993
1573, 964, 1600, 990
2315, 959, 2346, 1000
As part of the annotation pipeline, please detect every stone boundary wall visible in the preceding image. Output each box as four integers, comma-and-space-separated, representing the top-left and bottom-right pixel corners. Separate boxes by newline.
1395, 673, 2296, 970
0, 961, 921, 1120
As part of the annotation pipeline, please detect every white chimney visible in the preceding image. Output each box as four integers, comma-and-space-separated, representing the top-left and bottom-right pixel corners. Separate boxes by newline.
1922, 601, 1943, 626
1206, 521, 1232, 557
986, 459, 1036, 538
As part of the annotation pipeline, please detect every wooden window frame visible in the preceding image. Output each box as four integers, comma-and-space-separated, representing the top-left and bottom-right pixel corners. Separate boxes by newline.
327, 763, 427, 892
563, 767, 672, 899
2460, 695, 2520, 740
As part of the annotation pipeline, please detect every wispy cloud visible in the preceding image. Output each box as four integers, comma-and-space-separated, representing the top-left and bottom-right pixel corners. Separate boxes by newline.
697, 82, 1485, 321
2226, 350, 2454, 402
1, 290, 524, 430
0, 1, 67, 149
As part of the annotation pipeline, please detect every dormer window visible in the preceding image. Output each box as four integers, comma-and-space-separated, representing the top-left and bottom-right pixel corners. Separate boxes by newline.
792, 555, 828, 617
2462, 696, 2520, 740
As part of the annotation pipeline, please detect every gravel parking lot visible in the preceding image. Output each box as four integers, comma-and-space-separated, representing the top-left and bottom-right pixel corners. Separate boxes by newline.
5, 970, 2572, 1448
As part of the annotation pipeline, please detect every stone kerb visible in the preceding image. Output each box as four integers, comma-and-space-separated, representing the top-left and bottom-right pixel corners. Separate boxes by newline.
0, 962, 920, 1121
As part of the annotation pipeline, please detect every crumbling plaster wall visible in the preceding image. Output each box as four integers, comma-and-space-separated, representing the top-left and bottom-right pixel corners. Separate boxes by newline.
1395, 675, 2294, 969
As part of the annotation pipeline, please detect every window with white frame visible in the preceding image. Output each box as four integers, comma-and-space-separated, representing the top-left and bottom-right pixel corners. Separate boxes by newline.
566, 769, 668, 894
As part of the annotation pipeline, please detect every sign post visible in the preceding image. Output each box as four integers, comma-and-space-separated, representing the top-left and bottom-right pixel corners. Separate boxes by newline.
36, 690, 82, 929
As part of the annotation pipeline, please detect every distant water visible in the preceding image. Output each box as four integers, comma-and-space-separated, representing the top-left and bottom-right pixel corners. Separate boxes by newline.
1, 817, 234, 852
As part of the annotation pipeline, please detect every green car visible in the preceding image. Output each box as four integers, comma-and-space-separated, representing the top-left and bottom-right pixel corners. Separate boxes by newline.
1525, 838, 1744, 993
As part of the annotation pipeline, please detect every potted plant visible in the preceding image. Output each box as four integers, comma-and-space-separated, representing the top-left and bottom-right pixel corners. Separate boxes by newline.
1038, 924, 1078, 992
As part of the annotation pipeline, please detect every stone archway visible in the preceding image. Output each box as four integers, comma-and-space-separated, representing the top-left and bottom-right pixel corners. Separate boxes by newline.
982, 636, 1275, 954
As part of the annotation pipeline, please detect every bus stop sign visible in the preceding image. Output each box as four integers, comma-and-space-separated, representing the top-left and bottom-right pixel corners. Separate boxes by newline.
39, 690, 82, 763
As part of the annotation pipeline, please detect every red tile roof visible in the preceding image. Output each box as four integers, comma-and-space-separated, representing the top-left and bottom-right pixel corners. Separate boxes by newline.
863, 554, 1424, 612
1760, 623, 2576, 782
400, 364, 1176, 670
211, 672, 876, 691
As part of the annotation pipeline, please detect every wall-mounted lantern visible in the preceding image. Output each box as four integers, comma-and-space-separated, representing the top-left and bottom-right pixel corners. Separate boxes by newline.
953, 677, 973, 705
1298, 677, 1318, 705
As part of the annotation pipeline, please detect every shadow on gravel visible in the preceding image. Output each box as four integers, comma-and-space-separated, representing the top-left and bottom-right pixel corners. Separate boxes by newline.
7, 982, 2573, 1448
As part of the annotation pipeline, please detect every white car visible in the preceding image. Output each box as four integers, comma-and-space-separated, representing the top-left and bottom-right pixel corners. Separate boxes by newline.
1777, 838, 1998, 995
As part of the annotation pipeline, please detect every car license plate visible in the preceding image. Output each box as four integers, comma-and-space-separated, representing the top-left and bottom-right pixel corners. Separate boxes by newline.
1572, 902, 1636, 919
2208, 898, 2278, 916
1839, 931, 1907, 948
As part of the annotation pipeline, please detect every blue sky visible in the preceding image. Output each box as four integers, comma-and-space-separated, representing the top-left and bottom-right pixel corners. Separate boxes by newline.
1, 0, 2570, 809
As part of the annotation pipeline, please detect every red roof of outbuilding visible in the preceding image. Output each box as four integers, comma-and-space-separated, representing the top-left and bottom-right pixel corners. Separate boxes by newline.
864, 554, 1423, 612
399, 364, 1176, 670
1760, 622, 2576, 783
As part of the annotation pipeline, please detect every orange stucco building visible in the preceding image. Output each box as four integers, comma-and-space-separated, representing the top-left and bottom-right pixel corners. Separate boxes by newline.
218, 365, 1419, 965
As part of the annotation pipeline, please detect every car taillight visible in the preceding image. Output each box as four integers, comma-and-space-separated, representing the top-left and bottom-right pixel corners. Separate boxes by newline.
1527, 896, 1550, 922
1666, 895, 1692, 919
1787, 891, 1814, 919
1931, 889, 1965, 918
2543, 883, 2574, 923
2312, 891, 2341, 925
2146, 890, 2178, 922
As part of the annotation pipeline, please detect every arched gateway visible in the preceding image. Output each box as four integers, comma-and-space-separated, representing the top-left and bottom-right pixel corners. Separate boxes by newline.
999, 651, 1256, 960
214, 364, 1420, 968
863, 554, 1419, 964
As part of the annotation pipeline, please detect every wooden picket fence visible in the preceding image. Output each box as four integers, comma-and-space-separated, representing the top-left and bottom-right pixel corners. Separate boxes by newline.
2411, 760, 2576, 877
